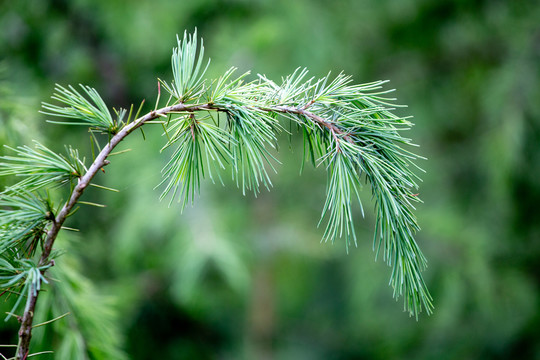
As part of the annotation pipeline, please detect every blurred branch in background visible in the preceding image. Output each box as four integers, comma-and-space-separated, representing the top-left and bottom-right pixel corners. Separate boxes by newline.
0, 62, 41, 151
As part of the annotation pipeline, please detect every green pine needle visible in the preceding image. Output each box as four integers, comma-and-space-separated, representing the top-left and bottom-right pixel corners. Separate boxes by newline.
159, 113, 233, 208
0, 141, 86, 192
41, 84, 118, 133
0, 190, 54, 257
161, 29, 211, 103
0, 257, 51, 321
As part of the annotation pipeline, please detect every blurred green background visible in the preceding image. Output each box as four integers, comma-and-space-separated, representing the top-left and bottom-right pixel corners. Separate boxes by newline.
1, 0, 540, 359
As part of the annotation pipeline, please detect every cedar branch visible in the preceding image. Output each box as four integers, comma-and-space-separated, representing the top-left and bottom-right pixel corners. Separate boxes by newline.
14, 100, 344, 359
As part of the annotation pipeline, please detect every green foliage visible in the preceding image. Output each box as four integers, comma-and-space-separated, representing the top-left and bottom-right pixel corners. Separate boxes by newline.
0, 190, 54, 256
225, 105, 279, 195
41, 84, 120, 133
159, 113, 233, 208
160, 29, 210, 103
0, 141, 86, 191
0, 257, 50, 321
319, 148, 362, 247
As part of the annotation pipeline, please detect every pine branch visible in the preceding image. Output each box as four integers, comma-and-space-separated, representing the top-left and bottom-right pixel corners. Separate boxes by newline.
0, 30, 432, 359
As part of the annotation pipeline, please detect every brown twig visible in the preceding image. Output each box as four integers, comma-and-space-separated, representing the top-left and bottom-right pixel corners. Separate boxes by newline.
262, 105, 353, 146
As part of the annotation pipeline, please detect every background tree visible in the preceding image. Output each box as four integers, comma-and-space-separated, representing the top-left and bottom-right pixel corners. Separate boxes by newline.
1, 0, 539, 359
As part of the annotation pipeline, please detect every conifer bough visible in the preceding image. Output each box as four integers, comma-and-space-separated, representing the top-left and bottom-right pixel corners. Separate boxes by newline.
0, 30, 432, 359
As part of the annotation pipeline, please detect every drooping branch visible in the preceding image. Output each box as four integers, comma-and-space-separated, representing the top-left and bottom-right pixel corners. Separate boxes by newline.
4, 30, 431, 360
14, 99, 356, 358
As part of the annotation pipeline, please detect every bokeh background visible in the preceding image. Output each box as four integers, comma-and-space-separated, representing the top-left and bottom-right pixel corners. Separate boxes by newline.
1, 0, 540, 359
